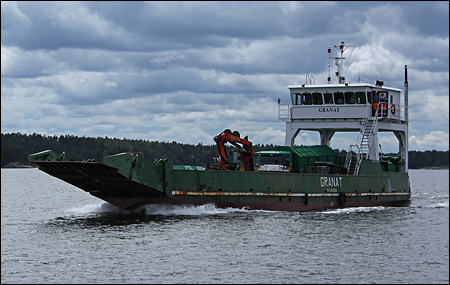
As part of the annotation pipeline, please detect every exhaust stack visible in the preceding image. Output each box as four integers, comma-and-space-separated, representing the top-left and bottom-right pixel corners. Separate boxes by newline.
404, 65, 408, 122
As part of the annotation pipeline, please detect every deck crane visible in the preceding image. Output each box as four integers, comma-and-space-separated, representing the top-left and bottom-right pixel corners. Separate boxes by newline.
208, 129, 255, 171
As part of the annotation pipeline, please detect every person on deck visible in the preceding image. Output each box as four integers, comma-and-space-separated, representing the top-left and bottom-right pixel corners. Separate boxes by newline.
372, 92, 379, 116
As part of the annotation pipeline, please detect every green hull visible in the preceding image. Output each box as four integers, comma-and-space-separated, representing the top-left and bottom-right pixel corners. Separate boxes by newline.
29, 150, 411, 212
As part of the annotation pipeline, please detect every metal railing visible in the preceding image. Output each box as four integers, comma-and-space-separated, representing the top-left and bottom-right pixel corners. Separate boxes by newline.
278, 104, 291, 121
375, 103, 408, 121
344, 144, 358, 172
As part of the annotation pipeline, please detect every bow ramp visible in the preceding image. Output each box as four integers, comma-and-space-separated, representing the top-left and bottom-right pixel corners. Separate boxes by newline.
29, 150, 168, 206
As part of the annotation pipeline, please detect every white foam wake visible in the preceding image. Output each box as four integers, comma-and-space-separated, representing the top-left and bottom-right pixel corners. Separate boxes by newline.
67, 202, 253, 216
320, 206, 387, 214
66, 202, 106, 214
425, 200, 449, 208
136, 203, 249, 215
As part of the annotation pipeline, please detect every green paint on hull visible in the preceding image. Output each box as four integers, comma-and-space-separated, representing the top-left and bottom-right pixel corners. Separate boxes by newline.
29, 148, 411, 211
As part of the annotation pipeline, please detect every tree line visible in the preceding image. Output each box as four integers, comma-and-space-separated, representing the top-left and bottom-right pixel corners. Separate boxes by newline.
1, 132, 275, 168
1, 132, 448, 169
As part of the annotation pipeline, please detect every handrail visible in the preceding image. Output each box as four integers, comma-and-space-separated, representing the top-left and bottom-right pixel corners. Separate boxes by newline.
344, 144, 358, 172
352, 104, 381, 175
278, 104, 291, 120
306, 75, 315, 85
377, 102, 409, 121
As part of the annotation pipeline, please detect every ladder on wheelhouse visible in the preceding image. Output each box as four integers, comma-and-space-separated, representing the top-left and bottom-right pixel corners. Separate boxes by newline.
345, 108, 380, 175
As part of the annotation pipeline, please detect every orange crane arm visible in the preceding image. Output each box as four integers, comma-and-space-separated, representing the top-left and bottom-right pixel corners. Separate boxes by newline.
212, 130, 254, 171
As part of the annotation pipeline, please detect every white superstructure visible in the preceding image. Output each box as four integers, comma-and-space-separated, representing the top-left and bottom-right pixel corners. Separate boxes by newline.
278, 42, 409, 174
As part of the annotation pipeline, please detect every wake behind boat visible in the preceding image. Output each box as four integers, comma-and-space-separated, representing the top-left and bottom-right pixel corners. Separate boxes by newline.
29, 42, 411, 212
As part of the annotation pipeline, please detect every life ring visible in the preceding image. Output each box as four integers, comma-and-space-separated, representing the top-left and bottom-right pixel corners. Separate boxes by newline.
391, 105, 396, 114
338, 192, 347, 206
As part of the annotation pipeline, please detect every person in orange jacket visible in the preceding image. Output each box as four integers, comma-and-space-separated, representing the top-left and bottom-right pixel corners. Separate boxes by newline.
372, 92, 379, 116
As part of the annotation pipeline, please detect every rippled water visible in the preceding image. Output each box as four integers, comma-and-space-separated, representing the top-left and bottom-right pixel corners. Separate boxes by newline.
1, 169, 448, 284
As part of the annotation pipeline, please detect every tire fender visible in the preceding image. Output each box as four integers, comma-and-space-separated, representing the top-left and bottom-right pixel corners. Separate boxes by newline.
339, 192, 347, 206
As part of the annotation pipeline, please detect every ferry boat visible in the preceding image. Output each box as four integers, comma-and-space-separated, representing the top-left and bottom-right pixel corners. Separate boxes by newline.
29, 42, 411, 212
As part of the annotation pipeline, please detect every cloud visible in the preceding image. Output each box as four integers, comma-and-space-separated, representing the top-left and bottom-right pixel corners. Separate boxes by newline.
0, 1, 32, 30
104, 80, 118, 88
410, 131, 449, 151
1, 1, 448, 153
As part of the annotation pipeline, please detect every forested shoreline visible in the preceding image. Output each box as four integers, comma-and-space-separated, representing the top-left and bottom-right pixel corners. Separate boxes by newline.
1, 132, 448, 169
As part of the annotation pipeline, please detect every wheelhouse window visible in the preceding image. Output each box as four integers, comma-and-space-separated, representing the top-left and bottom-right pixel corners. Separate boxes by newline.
345, 92, 355, 104
293, 90, 368, 105
356, 92, 367, 104
291, 93, 306, 105
323, 92, 333, 104
291, 93, 300, 105
313, 92, 323, 105
334, 92, 344, 104
367, 91, 373, 103
302, 93, 312, 105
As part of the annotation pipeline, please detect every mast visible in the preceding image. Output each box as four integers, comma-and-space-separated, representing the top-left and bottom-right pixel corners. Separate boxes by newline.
404, 65, 409, 172
328, 41, 355, 84
404, 65, 408, 122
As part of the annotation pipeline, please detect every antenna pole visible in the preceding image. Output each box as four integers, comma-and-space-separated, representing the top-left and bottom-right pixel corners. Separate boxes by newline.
329, 41, 355, 84
404, 65, 408, 123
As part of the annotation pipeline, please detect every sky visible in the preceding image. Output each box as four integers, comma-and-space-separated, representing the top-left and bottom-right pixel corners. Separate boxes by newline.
1, 1, 449, 153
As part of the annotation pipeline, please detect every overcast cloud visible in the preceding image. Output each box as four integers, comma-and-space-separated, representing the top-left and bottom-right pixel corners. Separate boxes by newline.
1, 1, 449, 153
